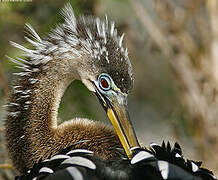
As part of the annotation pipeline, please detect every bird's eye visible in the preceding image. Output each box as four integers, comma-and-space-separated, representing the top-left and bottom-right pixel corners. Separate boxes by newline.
98, 74, 111, 91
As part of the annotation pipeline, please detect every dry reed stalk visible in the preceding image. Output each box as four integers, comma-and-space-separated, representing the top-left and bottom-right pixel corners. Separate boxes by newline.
0, 164, 13, 169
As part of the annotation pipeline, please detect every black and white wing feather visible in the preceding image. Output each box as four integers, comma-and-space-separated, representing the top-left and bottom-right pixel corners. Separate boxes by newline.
17, 142, 217, 180
131, 142, 217, 180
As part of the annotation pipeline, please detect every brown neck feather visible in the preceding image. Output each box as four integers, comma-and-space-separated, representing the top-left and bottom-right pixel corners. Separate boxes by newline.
5, 60, 121, 174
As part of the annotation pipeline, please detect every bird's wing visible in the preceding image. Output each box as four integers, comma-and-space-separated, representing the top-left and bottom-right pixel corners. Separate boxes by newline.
130, 142, 217, 180
16, 142, 217, 180
16, 149, 99, 180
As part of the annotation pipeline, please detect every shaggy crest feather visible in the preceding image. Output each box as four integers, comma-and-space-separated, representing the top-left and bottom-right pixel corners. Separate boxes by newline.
7, 3, 133, 94
9, 3, 129, 69
6, 2, 131, 115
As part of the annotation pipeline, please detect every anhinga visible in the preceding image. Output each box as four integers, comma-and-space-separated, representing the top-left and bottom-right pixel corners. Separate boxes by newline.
5, 3, 217, 180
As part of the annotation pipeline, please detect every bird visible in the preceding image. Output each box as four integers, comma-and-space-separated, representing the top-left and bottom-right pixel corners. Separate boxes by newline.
5, 3, 217, 180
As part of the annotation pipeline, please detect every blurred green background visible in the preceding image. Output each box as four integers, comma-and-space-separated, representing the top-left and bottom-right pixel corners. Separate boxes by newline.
0, 0, 218, 179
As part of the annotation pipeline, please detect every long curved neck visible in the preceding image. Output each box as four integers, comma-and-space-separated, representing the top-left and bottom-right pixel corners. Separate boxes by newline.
6, 60, 78, 172
30, 62, 74, 133
6, 59, 121, 174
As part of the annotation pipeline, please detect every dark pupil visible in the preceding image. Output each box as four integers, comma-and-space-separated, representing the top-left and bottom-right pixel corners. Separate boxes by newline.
101, 78, 109, 89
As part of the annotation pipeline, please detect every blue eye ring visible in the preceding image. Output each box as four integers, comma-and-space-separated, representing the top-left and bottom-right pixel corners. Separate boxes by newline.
98, 73, 111, 91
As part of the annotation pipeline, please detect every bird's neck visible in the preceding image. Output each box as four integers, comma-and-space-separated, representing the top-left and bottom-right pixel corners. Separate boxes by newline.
6, 60, 78, 172
6, 59, 121, 174
30, 62, 74, 132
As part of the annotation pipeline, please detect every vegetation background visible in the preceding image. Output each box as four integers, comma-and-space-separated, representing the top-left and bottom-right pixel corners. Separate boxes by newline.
0, 0, 218, 179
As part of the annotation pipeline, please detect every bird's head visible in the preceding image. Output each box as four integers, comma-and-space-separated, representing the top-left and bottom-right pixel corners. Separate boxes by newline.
80, 63, 139, 159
